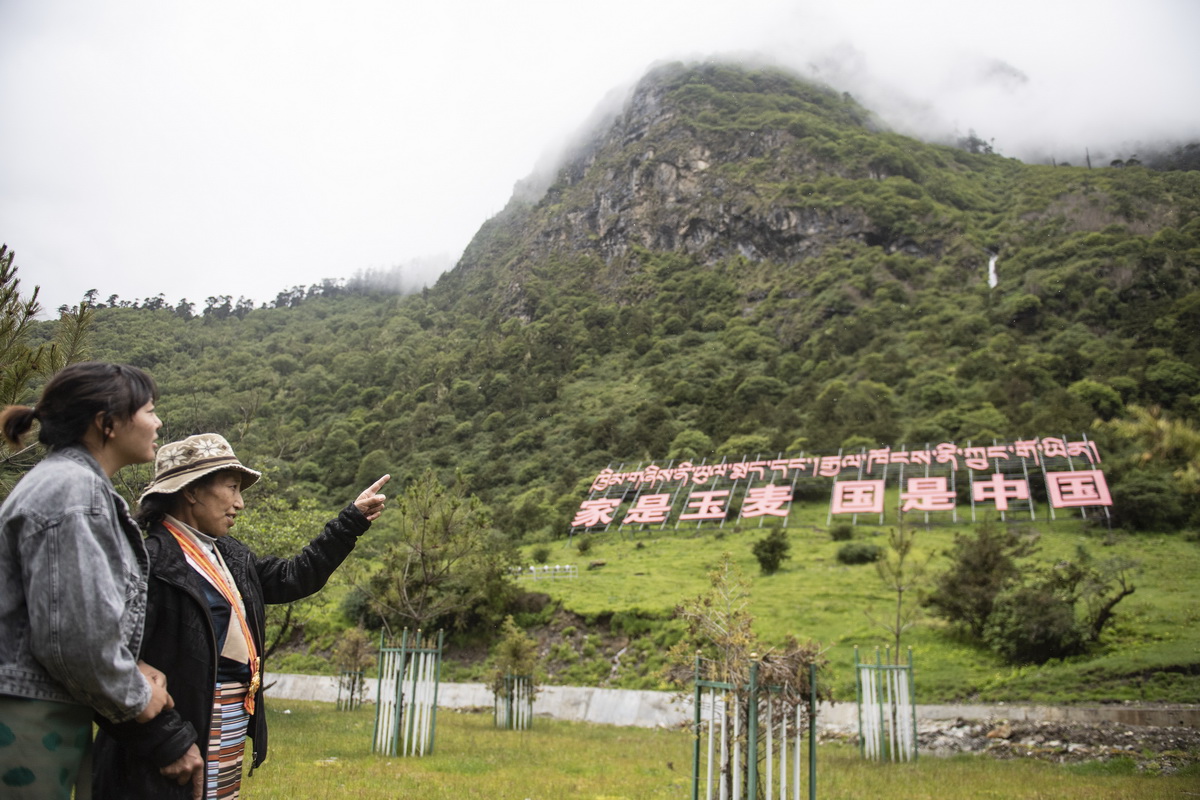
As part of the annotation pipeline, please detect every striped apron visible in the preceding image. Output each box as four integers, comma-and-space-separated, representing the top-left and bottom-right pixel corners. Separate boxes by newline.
206, 682, 250, 799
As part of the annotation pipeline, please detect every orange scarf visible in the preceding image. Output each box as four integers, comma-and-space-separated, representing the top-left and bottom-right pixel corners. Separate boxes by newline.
164, 520, 261, 713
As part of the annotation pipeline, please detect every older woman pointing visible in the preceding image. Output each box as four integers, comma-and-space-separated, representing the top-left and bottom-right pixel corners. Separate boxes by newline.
92, 433, 389, 799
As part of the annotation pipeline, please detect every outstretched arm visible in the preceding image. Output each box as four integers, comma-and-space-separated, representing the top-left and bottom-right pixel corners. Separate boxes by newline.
253, 474, 392, 604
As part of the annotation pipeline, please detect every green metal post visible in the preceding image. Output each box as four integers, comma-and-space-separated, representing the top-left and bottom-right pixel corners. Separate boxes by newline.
854, 645, 863, 758
407, 630, 424, 755
908, 646, 917, 761
747, 659, 759, 800
413, 632, 425, 754
691, 654, 701, 800
430, 629, 443, 753
372, 631, 385, 751
392, 629, 408, 756
809, 661, 817, 800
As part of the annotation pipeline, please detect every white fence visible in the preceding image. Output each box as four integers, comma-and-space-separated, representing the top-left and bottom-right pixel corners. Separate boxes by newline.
372, 630, 442, 757
511, 564, 579, 580
494, 674, 535, 730
692, 658, 818, 800
856, 647, 917, 762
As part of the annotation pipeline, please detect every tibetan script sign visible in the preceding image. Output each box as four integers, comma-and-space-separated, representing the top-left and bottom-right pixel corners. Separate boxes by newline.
571, 436, 1110, 532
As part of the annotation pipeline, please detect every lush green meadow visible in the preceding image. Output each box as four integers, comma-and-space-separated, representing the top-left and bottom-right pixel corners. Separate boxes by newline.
239, 701, 1197, 799
514, 504, 1200, 704
270, 499, 1199, 707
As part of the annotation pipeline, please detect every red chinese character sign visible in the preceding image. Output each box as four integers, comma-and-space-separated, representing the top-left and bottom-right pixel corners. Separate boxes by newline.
570, 436, 1112, 535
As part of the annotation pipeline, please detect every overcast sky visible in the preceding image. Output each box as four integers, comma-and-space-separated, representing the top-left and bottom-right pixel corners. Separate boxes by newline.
2, 0, 1197, 315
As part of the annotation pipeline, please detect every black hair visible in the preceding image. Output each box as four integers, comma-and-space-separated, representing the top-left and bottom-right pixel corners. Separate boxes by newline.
134, 492, 175, 530
0, 362, 158, 451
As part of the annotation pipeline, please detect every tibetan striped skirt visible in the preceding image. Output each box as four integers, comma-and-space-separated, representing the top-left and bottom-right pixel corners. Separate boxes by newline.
206, 682, 250, 799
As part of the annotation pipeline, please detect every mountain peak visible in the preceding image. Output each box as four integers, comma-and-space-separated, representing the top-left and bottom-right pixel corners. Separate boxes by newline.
449, 62, 895, 310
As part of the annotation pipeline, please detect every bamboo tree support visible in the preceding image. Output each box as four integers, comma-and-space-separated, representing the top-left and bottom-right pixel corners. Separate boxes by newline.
494, 674, 534, 730
855, 645, 917, 762
336, 670, 363, 710
371, 629, 442, 757
691, 653, 819, 800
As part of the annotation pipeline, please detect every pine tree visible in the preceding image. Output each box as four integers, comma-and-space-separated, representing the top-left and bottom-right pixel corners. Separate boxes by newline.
0, 244, 94, 496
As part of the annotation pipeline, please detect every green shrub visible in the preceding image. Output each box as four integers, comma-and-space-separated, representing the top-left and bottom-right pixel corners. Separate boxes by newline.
925, 521, 1037, 638
576, 536, 593, 555
488, 615, 541, 697
610, 611, 656, 637
984, 586, 1086, 665
836, 542, 883, 565
338, 587, 384, 630
829, 522, 854, 541
549, 642, 578, 663
1110, 470, 1186, 531
751, 528, 791, 575
559, 656, 610, 686
531, 545, 551, 564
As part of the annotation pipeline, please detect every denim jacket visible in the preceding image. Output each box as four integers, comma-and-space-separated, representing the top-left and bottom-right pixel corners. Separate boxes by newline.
0, 445, 151, 723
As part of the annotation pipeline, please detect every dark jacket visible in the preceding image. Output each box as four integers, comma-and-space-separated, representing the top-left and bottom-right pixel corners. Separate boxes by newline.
91, 504, 370, 799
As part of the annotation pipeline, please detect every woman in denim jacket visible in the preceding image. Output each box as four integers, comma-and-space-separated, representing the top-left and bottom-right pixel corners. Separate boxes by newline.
0, 362, 173, 799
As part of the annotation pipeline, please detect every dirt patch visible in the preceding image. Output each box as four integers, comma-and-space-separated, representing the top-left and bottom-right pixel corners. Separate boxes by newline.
532, 607, 630, 682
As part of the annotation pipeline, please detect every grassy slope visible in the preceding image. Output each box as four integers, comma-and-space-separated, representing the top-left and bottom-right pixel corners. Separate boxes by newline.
516, 508, 1200, 705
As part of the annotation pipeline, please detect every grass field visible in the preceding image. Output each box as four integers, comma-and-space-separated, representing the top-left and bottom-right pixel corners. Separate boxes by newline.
271, 502, 1199, 707
238, 701, 1198, 799
514, 507, 1200, 704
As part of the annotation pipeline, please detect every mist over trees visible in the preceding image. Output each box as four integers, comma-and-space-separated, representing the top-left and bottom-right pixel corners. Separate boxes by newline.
57, 254, 452, 319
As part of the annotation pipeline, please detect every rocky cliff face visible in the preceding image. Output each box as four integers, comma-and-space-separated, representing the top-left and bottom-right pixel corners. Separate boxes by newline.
449, 63, 903, 314
536, 70, 874, 265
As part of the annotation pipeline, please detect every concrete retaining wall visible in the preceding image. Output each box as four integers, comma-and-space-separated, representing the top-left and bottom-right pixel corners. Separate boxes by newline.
263, 673, 1199, 730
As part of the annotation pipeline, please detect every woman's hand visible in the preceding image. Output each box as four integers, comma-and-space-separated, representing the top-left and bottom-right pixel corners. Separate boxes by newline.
160, 743, 204, 799
354, 474, 391, 521
134, 660, 174, 722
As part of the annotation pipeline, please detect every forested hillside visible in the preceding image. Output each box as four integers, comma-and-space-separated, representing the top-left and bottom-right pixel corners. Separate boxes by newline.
45, 62, 1198, 537
15, 63, 1200, 698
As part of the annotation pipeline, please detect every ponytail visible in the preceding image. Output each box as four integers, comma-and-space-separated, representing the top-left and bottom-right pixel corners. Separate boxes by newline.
135, 492, 175, 530
0, 405, 38, 450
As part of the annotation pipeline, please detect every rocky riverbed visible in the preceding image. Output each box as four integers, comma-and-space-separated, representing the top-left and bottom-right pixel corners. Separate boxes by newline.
824, 718, 1200, 775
